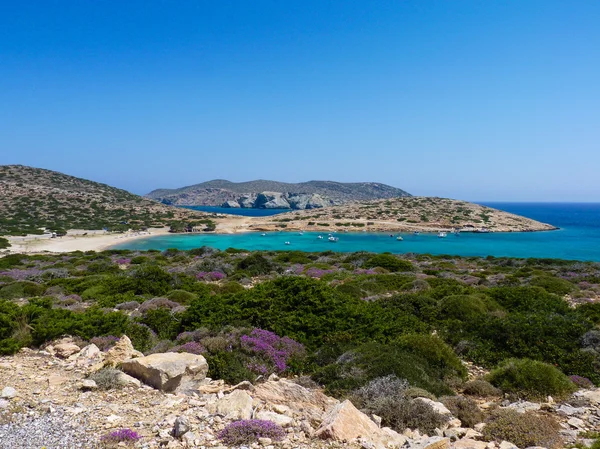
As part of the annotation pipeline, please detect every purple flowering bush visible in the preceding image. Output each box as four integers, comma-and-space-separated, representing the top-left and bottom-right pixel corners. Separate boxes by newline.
569, 375, 594, 389
241, 328, 305, 374
218, 419, 285, 445
100, 428, 141, 444
169, 340, 206, 355
196, 271, 226, 281
90, 335, 120, 351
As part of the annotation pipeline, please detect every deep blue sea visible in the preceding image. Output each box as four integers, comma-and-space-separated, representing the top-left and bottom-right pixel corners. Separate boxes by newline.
114, 203, 600, 261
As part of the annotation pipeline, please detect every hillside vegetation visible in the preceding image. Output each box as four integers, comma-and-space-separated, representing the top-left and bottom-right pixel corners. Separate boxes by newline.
249, 196, 557, 233
0, 165, 213, 235
146, 179, 411, 207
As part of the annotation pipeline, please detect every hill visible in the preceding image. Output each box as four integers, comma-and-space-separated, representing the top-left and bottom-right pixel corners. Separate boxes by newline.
0, 165, 212, 235
146, 179, 411, 208
245, 196, 557, 233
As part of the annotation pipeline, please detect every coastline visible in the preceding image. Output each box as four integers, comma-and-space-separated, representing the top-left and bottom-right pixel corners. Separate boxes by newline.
4, 227, 171, 254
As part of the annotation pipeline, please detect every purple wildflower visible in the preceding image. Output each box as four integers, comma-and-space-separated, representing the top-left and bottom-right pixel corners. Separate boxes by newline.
170, 341, 206, 355
241, 328, 305, 373
569, 375, 594, 389
218, 420, 285, 445
100, 428, 141, 443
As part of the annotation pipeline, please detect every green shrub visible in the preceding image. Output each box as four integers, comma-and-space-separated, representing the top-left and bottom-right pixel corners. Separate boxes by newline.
482, 409, 562, 449
439, 294, 496, 322
462, 379, 501, 397
166, 289, 197, 304
487, 358, 576, 400
0, 281, 45, 299
0, 237, 10, 249
440, 395, 484, 427
364, 254, 414, 272
236, 253, 275, 276
206, 350, 255, 384
530, 275, 574, 295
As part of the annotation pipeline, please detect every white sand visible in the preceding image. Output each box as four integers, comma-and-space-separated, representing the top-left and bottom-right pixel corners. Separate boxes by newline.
5, 228, 170, 254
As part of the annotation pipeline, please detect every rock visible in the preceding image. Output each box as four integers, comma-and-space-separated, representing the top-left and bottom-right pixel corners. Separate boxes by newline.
315, 400, 405, 449
499, 442, 519, 449
454, 438, 488, 449
172, 416, 190, 438
411, 436, 451, 449
258, 437, 272, 445
556, 404, 586, 416
80, 379, 97, 391
253, 379, 338, 426
464, 429, 483, 439
222, 200, 241, 208
181, 431, 196, 445
0, 399, 9, 409
287, 193, 331, 209
121, 352, 208, 393
115, 371, 141, 387
53, 342, 80, 358
255, 410, 294, 427
104, 335, 138, 367
578, 389, 600, 405
255, 192, 291, 209
1, 387, 17, 399
506, 401, 541, 413
71, 343, 101, 361
567, 417, 585, 429
414, 397, 453, 415
208, 390, 253, 420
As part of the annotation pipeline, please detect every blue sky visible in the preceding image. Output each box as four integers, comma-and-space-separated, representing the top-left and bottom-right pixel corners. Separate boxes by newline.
1, 1, 599, 201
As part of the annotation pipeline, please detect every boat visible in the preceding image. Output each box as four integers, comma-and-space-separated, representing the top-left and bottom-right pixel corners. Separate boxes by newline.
396, 236, 403, 241
261, 233, 266, 236
298, 231, 304, 235
285, 241, 291, 245
438, 232, 447, 238
413, 231, 420, 236
317, 235, 323, 239
328, 236, 339, 242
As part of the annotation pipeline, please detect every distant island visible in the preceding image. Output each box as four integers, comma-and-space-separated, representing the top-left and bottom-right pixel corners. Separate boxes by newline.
145, 179, 412, 209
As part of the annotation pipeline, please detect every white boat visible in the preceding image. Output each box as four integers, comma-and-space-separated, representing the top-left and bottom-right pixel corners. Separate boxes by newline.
317, 235, 323, 239
285, 241, 291, 245
438, 232, 447, 238
298, 231, 304, 235
396, 236, 403, 241
261, 233, 266, 236
328, 236, 339, 242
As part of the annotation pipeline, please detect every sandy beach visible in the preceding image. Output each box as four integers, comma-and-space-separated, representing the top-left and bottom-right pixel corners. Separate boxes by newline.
4, 228, 171, 254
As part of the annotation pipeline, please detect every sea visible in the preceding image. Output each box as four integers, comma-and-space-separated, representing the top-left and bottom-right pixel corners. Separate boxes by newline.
113, 203, 600, 262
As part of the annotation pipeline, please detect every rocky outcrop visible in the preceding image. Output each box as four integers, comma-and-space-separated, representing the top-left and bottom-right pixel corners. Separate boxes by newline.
222, 191, 335, 210
120, 353, 208, 393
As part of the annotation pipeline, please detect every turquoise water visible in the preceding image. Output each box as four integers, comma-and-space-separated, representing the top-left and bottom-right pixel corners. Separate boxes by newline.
114, 203, 600, 261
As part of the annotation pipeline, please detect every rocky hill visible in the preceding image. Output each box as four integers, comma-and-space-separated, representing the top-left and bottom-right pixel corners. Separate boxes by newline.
0, 165, 210, 235
246, 197, 557, 233
146, 179, 411, 209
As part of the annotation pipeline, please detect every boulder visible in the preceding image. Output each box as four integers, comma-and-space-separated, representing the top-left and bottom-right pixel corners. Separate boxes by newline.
414, 397, 453, 415
238, 194, 258, 208
208, 390, 253, 420
54, 342, 81, 359
315, 400, 406, 449
578, 388, 600, 405
104, 336, 141, 367
172, 416, 190, 438
411, 437, 451, 449
80, 379, 98, 391
253, 379, 338, 425
121, 352, 208, 393
222, 200, 240, 208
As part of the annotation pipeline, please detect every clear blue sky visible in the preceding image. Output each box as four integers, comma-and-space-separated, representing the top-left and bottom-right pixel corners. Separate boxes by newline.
1, 1, 599, 201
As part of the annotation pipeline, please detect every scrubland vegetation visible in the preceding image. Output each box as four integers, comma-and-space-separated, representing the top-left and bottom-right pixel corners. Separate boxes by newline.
1, 248, 599, 442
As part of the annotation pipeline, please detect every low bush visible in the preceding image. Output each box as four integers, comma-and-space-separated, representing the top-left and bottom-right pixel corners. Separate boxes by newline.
217, 419, 285, 445
351, 375, 448, 434
482, 409, 562, 449
462, 379, 501, 397
364, 254, 414, 272
440, 395, 484, 427
487, 358, 576, 400
166, 289, 197, 304
89, 368, 125, 390
100, 428, 141, 445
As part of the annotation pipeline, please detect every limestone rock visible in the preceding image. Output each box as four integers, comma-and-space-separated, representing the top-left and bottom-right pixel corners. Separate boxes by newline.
1, 387, 17, 399
578, 388, 600, 405
121, 352, 208, 393
54, 342, 81, 359
454, 438, 488, 449
315, 400, 405, 449
80, 379, 97, 391
104, 335, 140, 367
255, 410, 294, 427
414, 397, 453, 415
172, 416, 190, 438
115, 371, 141, 387
499, 442, 519, 449
208, 390, 253, 420
253, 378, 338, 425
222, 200, 240, 208
411, 436, 450, 449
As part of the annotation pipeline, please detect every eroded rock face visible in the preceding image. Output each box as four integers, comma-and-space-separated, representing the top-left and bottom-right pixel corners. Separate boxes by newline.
104, 336, 140, 367
120, 353, 208, 393
255, 192, 291, 209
